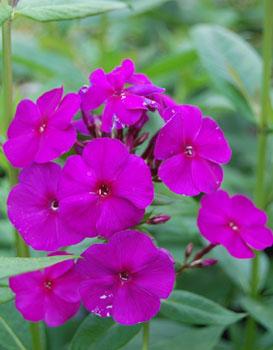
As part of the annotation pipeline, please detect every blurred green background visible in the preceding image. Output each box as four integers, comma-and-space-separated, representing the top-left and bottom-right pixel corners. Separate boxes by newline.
1, 1, 273, 349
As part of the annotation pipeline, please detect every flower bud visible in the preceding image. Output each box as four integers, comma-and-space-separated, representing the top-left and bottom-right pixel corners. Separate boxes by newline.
202, 259, 218, 267
184, 243, 194, 260
146, 215, 171, 225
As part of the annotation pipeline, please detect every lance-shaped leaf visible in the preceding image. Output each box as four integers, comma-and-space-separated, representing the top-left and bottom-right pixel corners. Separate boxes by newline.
0, 255, 76, 279
14, 0, 127, 22
70, 314, 141, 350
160, 290, 245, 326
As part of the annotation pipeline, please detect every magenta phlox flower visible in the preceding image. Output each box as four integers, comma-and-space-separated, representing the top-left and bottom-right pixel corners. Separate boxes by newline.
60, 137, 154, 238
4, 87, 80, 168
9, 252, 81, 327
7, 162, 86, 251
154, 105, 232, 196
80, 59, 164, 132
76, 230, 175, 325
198, 190, 273, 258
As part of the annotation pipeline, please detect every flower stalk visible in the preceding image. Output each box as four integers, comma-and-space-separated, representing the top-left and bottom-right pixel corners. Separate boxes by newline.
2, 16, 43, 350
245, 0, 273, 348
142, 322, 150, 350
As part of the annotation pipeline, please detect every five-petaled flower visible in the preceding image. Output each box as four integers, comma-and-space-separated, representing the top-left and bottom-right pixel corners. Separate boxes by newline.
154, 105, 232, 196
60, 137, 154, 237
3, 87, 80, 168
80, 58, 164, 132
9, 253, 81, 327
7, 162, 86, 251
197, 190, 273, 258
76, 230, 175, 325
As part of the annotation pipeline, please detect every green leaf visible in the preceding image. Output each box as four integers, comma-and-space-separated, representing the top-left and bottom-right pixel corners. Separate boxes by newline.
0, 287, 14, 305
0, 255, 76, 279
123, 319, 224, 350
211, 247, 269, 293
191, 24, 262, 117
0, 302, 32, 350
70, 314, 141, 350
240, 297, 273, 333
160, 290, 245, 326
0, 2, 12, 26
15, 0, 127, 22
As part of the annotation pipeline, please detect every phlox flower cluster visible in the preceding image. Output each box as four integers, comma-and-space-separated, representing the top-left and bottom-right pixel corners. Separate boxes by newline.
4, 59, 273, 327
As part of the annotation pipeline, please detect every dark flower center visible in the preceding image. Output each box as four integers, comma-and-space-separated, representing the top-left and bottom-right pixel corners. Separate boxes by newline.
119, 271, 130, 282
50, 200, 59, 211
44, 280, 53, 290
97, 184, 111, 198
229, 221, 239, 232
184, 145, 195, 157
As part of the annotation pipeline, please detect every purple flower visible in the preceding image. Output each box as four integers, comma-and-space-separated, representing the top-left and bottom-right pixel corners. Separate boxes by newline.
3, 87, 80, 168
60, 138, 154, 238
80, 59, 164, 132
154, 105, 232, 196
7, 162, 86, 251
197, 190, 273, 259
9, 253, 81, 327
76, 230, 175, 325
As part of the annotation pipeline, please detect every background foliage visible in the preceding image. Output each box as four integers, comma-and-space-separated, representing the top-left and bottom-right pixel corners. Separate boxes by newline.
1, 0, 273, 349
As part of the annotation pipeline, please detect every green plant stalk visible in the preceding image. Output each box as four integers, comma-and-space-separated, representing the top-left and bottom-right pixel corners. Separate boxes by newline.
244, 0, 273, 349
2, 19, 43, 350
142, 322, 149, 350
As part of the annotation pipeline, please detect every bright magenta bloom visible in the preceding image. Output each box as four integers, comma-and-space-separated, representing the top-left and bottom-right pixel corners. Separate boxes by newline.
198, 190, 273, 258
9, 253, 81, 327
60, 138, 154, 238
154, 105, 232, 196
80, 59, 164, 132
7, 163, 86, 251
4, 87, 80, 168
76, 230, 175, 325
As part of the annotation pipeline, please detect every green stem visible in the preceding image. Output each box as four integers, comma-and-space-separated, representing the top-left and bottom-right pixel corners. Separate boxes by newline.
2, 17, 43, 350
142, 323, 149, 350
244, 1, 273, 349
30, 323, 43, 350
2, 20, 13, 134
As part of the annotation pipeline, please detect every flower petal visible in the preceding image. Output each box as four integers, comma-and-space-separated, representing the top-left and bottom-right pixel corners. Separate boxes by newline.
158, 154, 199, 196
35, 125, 76, 163
191, 158, 223, 194
114, 154, 154, 208
231, 195, 268, 227
195, 117, 232, 164
53, 269, 81, 303
154, 114, 184, 160
113, 284, 160, 325
219, 228, 255, 259
3, 133, 39, 168
96, 197, 144, 237
82, 138, 129, 180
80, 280, 114, 318
7, 99, 41, 138
44, 293, 80, 327
134, 250, 175, 298
240, 226, 273, 250
9, 272, 45, 322
50, 93, 80, 128
37, 87, 63, 117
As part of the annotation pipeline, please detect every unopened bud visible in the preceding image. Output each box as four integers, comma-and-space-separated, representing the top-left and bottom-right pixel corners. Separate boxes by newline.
146, 215, 171, 225
184, 243, 194, 260
202, 259, 218, 267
